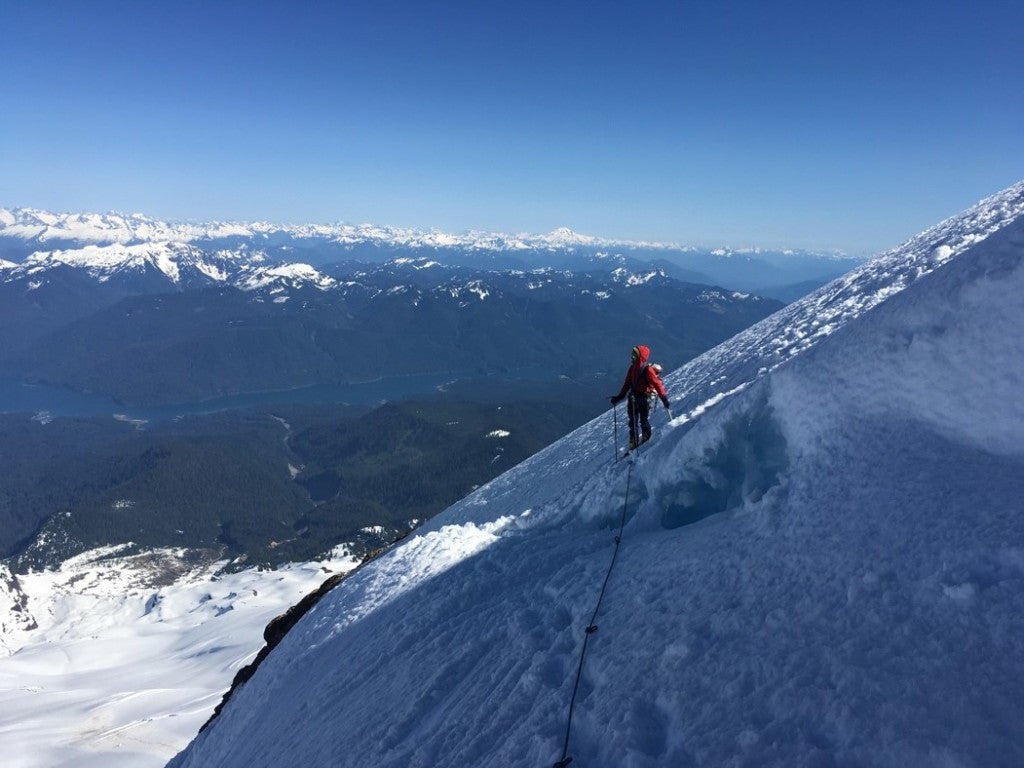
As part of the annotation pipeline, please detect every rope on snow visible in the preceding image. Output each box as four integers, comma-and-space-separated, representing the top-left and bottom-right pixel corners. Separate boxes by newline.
552, 455, 635, 768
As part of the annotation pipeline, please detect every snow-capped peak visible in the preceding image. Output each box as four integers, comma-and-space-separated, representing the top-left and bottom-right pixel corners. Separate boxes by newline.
18, 241, 241, 285
0, 207, 181, 245
2, 240, 343, 296
238, 262, 336, 292
611, 265, 666, 285
390, 256, 443, 270
539, 227, 593, 247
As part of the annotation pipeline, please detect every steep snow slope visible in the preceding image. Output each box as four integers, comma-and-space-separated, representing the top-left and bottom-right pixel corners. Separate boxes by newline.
169, 183, 1024, 768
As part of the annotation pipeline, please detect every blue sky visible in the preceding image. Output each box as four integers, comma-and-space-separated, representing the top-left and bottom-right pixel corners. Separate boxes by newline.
2, 0, 1021, 255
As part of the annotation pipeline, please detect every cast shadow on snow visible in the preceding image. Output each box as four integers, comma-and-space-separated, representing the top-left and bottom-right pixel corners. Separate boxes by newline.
654, 391, 789, 531
571, 384, 789, 536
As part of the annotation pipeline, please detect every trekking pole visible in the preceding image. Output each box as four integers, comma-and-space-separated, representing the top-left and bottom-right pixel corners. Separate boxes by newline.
630, 392, 637, 451
612, 401, 619, 461
618, 397, 626, 456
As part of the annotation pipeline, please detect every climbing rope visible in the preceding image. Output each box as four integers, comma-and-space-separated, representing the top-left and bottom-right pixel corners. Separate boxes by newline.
552, 457, 635, 768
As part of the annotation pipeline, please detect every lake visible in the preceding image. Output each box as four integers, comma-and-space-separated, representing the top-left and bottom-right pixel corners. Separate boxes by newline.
0, 372, 467, 423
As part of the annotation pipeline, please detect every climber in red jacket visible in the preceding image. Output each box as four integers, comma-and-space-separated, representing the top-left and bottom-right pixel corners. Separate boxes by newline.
610, 344, 671, 450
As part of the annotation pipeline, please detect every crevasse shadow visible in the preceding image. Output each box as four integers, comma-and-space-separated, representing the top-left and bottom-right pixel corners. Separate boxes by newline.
658, 392, 789, 530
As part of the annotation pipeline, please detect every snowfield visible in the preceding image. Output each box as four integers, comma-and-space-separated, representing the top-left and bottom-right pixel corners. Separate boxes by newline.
166, 182, 1024, 768
0, 546, 359, 768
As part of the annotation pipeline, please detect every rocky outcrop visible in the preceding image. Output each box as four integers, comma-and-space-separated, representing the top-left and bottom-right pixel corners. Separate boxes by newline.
199, 536, 408, 732
0, 564, 37, 651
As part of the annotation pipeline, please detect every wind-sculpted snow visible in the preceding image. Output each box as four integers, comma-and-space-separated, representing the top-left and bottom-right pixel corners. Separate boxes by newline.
659, 180, 1024, 429
165, 181, 1024, 768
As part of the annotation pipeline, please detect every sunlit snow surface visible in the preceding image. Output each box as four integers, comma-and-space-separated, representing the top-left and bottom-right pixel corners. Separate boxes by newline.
0, 546, 358, 768
167, 182, 1024, 768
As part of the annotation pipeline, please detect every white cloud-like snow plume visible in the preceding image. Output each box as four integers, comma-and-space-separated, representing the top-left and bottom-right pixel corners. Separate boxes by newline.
165, 182, 1024, 768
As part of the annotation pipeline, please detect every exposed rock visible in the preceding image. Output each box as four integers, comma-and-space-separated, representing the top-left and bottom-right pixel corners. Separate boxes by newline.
200, 535, 408, 731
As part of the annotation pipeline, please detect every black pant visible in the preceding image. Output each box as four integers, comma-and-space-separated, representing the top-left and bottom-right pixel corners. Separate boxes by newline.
627, 394, 651, 447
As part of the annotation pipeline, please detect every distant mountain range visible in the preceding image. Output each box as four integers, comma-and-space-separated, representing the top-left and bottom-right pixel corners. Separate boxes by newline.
0, 262, 781, 406
0, 207, 822, 407
0, 206, 862, 295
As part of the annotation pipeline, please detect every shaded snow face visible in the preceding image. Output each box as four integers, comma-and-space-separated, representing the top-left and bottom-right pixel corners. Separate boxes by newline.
638, 214, 1024, 538
646, 216, 1024, 535
655, 388, 789, 530
771, 214, 1024, 462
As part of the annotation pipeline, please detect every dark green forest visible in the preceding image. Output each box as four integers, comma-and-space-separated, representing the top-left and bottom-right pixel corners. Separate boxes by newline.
3, 386, 602, 573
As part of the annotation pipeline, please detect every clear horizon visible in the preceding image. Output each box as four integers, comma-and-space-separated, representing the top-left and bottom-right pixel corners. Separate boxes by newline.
3, 0, 1022, 257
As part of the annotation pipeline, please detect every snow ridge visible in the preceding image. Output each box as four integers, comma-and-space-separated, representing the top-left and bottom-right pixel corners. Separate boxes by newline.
663, 180, 1024, 416
17, 242, 242, 285
3, 241, 342, 294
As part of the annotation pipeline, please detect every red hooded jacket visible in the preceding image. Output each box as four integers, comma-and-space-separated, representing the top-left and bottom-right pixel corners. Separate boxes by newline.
614, 344, 667, 402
